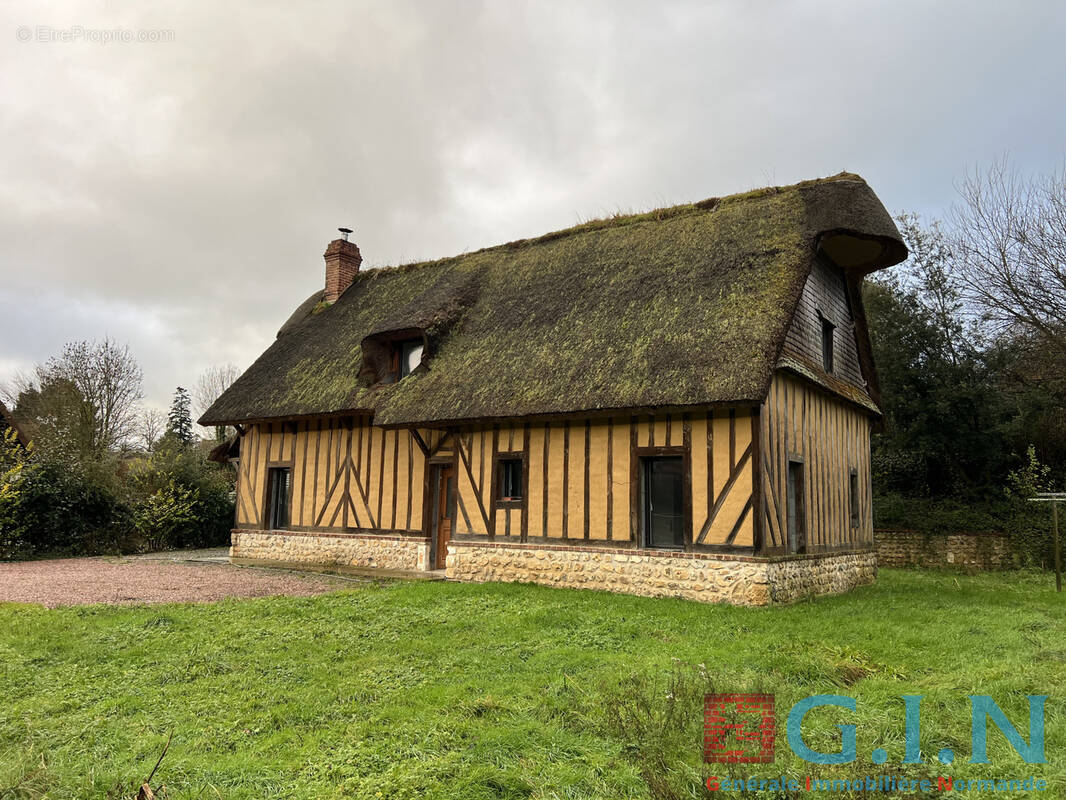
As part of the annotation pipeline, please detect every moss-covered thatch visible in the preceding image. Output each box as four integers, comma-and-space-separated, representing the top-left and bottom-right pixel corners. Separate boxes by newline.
200, 173, 904, 427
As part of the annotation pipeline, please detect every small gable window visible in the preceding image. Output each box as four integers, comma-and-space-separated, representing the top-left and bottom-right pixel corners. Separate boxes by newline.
399, 339, 424, 378
820, 316, 835, 374
496, 456, 524, 504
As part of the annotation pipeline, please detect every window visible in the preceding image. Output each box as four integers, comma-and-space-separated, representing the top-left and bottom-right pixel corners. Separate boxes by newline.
266, 467, 291, 530
399, 339, 424, 378
821, 316, 835, 373
849, 469, 860, 528
641, 456, 685, 549
786, 459, 806, 554
497, 457, 523, 503
359, 331, 428, 385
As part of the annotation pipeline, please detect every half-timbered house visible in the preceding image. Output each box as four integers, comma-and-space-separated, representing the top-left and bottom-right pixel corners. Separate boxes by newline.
200, 173, 906, 605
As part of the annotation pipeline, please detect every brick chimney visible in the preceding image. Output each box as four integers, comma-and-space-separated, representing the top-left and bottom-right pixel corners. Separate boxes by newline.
323, 234, 362, 303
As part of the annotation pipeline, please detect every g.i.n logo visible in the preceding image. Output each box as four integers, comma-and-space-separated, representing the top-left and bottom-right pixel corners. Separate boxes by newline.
704, 694, 1048, 765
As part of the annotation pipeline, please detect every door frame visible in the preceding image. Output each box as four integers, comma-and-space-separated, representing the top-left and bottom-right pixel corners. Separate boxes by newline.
633, 445, 691, 550
425, 458, 456, 569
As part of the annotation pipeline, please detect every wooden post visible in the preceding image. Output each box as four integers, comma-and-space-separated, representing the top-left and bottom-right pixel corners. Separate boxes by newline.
1028, 494, 1065, 593
1054, 500, 1062, 593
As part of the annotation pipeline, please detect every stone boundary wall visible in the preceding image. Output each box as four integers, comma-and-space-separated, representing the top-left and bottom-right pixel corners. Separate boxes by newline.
231, 529, 430, 572
874, 529, 1015, 570
445, 540, 876, 606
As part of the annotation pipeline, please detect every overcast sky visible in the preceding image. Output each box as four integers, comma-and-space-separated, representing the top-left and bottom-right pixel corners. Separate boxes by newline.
2, 0, 1064, 416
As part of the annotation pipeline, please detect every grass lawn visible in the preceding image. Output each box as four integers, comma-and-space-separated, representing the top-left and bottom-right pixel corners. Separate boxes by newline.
0, 568, 1062, 799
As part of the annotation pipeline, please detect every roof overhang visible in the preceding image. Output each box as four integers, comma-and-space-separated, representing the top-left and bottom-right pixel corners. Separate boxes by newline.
817, 229, 908, 278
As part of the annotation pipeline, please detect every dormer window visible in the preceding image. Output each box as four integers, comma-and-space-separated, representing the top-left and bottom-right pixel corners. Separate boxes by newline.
359, 330, 428, 385
399, 339, 424, 378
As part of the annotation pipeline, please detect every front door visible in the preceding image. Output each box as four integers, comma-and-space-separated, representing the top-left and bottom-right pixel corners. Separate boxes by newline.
432, 464, 456, 569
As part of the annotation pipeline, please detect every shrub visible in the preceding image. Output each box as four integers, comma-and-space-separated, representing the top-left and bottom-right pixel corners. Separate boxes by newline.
13, 459, 128, 556
125, 441, 235, 551
131, 478, 199, 552
0, 429, 33, 559
584, 661, 716, 800
1, 432, 235, 559
873, 492, 1056, 568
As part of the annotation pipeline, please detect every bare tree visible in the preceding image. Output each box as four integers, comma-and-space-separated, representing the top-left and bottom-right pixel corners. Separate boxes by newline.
892, 212, 976, 364
950, 158, 1066, 359
138, 407, 167, 453
193, 364, 241, 441
14, 338, 143, 460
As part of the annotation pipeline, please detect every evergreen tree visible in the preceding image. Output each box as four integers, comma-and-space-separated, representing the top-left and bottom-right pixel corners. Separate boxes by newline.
166, 387, 194, 446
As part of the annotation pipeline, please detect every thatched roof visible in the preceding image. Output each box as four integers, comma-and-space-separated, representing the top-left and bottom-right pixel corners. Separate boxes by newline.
201, 173, 904, 428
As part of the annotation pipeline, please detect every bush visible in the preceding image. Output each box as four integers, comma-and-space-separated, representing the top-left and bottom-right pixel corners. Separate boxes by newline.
131, 478, 198, 552
14, 459, 129, 556
586, 661, 716, 800
125, 441, 235, 551
873, 492, 1056, 568
0, 429, 33, 559
0, 433, 236, 560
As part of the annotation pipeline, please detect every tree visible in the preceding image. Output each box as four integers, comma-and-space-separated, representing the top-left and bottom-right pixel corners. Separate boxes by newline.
166, 387, 194, 446
9, 339, 143, 461
865, 215, 1012, 496
137, 408, 167, 453
51, 339, 143, 457
192, 364, 241, 442
950, 158, 1066, 362
893, 212, 976, 361
11, 376, 89, 462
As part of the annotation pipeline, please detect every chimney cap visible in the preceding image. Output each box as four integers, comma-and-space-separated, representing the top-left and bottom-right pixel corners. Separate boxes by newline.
338, 227, 353, 241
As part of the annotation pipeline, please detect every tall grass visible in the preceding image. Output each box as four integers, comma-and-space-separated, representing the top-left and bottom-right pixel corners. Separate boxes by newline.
0, 569, 1062, 799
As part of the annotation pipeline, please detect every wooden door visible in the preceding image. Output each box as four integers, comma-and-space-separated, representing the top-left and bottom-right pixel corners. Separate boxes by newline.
434, 464, 456, 569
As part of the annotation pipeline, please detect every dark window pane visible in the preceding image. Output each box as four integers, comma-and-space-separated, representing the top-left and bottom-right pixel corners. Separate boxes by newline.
821, 318, 835, 373
445, 475, 457, 521
787, 461, 805, 553
268, 467, 291, 529
849, 471, 859, 527
644, 457, 684, 549
498, 459, 523, 501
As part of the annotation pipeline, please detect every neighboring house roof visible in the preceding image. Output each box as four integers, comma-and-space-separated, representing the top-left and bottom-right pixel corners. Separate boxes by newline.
201, 173, 905, 428
207, 435, 240, 463
0, 400, 31, 448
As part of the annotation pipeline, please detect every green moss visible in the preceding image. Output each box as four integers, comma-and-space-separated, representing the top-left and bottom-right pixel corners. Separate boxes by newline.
201, 172, 897, 426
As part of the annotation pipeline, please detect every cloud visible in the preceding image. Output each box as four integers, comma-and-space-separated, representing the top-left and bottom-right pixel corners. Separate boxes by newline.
1, 0, 1064, 409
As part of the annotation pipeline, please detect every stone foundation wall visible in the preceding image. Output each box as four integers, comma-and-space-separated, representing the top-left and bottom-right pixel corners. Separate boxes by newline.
230, 529, 430, 572
875, 529, 1015, 570
765, 552, 877, 603
445, 541, 876, 606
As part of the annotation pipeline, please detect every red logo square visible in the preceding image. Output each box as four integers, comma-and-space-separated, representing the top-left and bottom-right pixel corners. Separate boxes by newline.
703, 693, 775, 763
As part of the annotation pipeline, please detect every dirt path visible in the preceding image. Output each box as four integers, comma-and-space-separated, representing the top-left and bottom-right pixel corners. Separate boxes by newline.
0, 555, 355, 608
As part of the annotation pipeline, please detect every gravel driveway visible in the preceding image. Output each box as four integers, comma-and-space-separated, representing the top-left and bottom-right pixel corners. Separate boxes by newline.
0, 555, 354, 608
